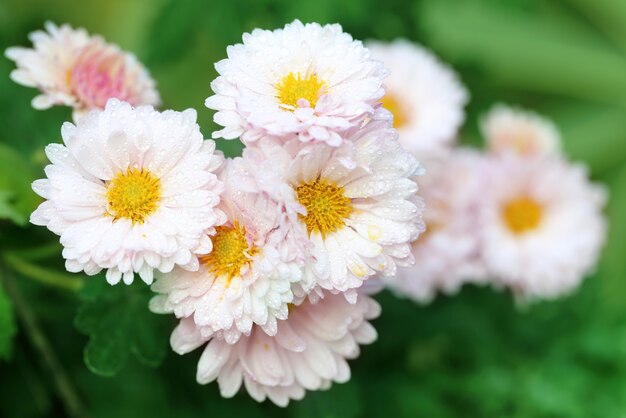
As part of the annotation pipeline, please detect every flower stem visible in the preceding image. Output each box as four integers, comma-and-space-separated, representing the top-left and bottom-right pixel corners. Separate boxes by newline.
2, 253, 83, 293
5, 242, 63, 261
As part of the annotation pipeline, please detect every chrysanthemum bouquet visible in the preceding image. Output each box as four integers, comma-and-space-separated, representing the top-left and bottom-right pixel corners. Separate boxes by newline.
4, 19, 606, 407
6, 20, 425, 405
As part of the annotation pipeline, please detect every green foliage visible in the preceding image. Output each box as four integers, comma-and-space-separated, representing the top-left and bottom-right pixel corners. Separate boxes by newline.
0, 0, 625, 416
74, 279, 172, 377
417, 0, 626, 174
0, 280, 16, 360
293, 380, 362, 418
0, 143, 39, 225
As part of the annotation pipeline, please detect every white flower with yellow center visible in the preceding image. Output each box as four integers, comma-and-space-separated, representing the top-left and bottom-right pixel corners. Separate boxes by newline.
5, 21, 160, 119
244, 116, 425, 300
479, 154, 607, 300
150, 159, 306, 343
385, 150, 487, 303
30, 99, 225, 285
168, 291, 380, 407
366, 39, 468, 155
205, 20, 388, 147
481, 104, 561, 157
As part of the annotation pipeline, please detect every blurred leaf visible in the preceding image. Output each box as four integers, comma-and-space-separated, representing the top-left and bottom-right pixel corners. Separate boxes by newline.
74, 279, 171, 376
418, 0, 626, 104
0, 280, 17, 360
0, 143, 39, 225
144, 0, 203, 67
545, 103, 626, 174
563, 0, 626, 52
597, 163, 626, 307
0, 191, 26, 225
0, 349, 54, 418
215, 138, 244, 158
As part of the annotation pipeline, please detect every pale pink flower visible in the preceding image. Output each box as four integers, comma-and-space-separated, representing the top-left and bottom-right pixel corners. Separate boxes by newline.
169, 292, 380, 407
150, 159, 309, 343
5, 22, 160, 119
384, 149, 487, 302
238, 115, 425, 302
366, 39, 468, 155
205, 20, 388, 147
30, 99, 224, 285
481, 104, 561, 157
479, 154, 607, 301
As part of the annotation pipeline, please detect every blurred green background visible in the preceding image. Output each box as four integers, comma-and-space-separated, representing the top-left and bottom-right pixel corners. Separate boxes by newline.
1, 0, 626, 417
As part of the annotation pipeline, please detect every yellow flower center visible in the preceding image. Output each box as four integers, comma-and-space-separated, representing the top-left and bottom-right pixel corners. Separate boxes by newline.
106, 168, 161, 224
276, 72, 326, 110
381, 93, 408, 128
295, 179, 352, 237
502, 197, 543, 234
200, 223, 258, 282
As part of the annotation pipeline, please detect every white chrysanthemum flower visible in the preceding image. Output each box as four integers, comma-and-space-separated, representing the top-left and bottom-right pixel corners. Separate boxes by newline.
241, 116, 425, 302
150, 159, 309, 343
384, 149, 487, 303
481, 104, 561, 157
205, 20, 388, 147
5, 22, 160, 119
30, 99, 224, 285
366, 39, 468, 155
169, 291, 380, 407
479, 154, 607, 300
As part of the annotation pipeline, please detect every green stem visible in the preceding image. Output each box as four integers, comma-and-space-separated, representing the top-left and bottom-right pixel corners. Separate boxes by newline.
2, 253, 83, 293
5, 242, 64, 261
0, 266, 88, 418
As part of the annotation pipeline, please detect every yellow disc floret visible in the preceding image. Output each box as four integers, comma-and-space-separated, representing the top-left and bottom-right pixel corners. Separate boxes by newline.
201, 223, 257, 283
296, 179, 352, 238
381, 93, 408, 128
106, 168, 161, 224
502, 197, 543, 234
276, 72, 326, 110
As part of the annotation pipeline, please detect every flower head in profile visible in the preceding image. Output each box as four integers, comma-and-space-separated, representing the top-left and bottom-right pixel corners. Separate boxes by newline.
205, 20, 388, 147
150, 158, 310, 343
367, 39, 468, 156
169, 291, 380, 407
481, 104, 561, 157
384, 149, 487, 303
5, 22, 160, 119
244, 115, 425, 302
479, 154, 606, 301
30, 99, 224, 285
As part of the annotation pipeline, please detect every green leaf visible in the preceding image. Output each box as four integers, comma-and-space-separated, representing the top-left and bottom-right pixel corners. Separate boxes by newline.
74, 279, 171, 377
144, 0, 203, 67
0, 143, 39, 225
418, 0, 626, 104
0, 191, 26, 225
84, 332, 130, 377
543, 103, 626, 174
597, 163, 626, 307
0, 281, 17, 360
563, 0, 626, 52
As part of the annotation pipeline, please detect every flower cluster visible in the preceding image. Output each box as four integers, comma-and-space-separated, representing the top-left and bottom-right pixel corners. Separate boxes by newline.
150, 22, 425, 404
9, 19, 607, 407
11, 21, 425, 406
369, 40, 607, 303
